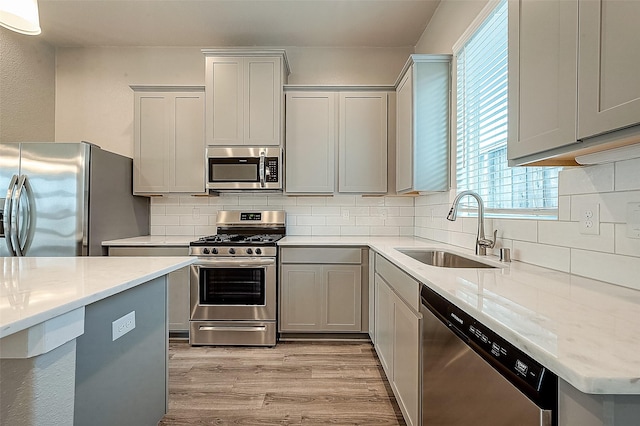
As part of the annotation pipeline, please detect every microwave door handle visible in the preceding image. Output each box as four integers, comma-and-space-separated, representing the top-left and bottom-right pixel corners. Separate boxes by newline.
3, 175, 18, 256
259, 151, 266, 188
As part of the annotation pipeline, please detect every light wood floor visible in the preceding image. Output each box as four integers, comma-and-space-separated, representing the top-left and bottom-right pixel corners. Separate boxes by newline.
158, 340, 406, 425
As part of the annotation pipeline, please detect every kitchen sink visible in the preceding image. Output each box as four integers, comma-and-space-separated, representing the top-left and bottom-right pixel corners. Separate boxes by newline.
397, 249, 498, 269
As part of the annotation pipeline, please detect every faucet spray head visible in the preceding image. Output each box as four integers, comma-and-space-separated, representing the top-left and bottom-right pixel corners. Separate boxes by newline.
446, 207, 457, 221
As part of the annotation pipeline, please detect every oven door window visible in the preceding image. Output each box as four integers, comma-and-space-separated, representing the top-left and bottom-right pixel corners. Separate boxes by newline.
199, 267, 265, 305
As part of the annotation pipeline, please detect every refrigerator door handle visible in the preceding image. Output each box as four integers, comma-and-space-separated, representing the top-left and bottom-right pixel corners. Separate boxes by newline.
11, 174, 35, 256
3, 174, 18, 256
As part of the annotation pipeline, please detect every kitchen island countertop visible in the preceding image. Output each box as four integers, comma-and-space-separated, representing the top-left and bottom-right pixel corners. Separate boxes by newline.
0, 256, 195, 340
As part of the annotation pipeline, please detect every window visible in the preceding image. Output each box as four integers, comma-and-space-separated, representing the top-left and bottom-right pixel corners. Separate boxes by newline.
454, 0, 560, 217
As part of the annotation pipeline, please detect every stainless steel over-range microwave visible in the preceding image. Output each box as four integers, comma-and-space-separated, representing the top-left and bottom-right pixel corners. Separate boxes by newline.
206, 146, 282, 191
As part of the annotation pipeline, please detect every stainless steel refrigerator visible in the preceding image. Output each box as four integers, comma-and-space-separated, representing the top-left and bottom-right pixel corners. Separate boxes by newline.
0, 142, 150, 256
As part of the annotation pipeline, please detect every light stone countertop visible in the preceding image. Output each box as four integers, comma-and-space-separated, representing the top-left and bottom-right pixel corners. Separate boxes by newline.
100, 234, 640, 395
102, 235, 195, 246
279, 236, 640, 395
0, 256, 195, 339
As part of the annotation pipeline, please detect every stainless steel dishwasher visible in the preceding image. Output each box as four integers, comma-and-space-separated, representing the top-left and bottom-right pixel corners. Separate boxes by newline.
420, 285, 557, 425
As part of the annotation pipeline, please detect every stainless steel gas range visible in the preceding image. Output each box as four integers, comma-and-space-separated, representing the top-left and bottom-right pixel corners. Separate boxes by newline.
188, 210, 285, 346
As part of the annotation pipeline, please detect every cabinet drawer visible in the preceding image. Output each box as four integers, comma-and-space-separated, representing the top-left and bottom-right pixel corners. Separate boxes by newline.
375, 254, 419, 312
281, 247, 362, 264
108, 246, 189, 256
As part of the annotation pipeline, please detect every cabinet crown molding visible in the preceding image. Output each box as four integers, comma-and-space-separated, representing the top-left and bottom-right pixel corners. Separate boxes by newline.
284, 84, 395, 92
394, 54, 453, 88
201, 48, 290, 76
130, 85, 204, 92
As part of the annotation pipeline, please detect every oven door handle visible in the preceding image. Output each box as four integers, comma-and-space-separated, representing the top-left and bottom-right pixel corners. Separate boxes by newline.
198, 325, 267, 332
194, 258, 276, 268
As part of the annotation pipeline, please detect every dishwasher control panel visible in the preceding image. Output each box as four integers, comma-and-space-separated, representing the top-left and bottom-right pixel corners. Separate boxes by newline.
421, 285, 554, 396
462, 314, 546, 391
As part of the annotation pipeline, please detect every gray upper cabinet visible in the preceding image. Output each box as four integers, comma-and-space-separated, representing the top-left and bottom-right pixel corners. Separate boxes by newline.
285, 91, 336, 194
508, 0, 640, 166
203, 50, 288, 147
338, 92, 388, 193
132, 86, 205, 194
577, 0, 640, 140
395, 55, 451, 194
285, 88, 389, 194
507, 0, 578, 163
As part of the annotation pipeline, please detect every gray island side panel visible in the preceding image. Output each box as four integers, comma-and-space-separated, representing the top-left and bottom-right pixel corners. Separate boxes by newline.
74, 276, 167, 426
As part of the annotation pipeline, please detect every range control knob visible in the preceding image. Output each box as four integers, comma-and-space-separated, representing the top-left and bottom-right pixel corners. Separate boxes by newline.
229, 248, 236, 255
246, 248, 253, 255
255, 248, 262, 255
202, 248, 210, 254
212, 248, 218, 255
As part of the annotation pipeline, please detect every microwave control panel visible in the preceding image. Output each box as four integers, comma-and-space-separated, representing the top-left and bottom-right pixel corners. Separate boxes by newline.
266, 158, 279, 182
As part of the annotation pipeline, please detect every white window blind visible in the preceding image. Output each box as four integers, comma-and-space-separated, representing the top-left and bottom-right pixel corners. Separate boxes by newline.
455, 0, 560, 216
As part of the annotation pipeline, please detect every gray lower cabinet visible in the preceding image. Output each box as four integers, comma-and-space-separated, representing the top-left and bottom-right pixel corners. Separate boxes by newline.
279, 247, 368, 333
373, 254, 421, 426
107, 246, 190, 333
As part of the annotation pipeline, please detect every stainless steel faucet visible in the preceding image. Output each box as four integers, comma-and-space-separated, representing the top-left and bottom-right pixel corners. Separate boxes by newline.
446, 190, 497, 256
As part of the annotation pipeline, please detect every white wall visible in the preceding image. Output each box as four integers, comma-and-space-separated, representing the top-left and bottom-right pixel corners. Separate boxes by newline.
413, 0, 640, 291
0, 28, 55, 142
415, 0, 488, 54
54, 46, 412, 158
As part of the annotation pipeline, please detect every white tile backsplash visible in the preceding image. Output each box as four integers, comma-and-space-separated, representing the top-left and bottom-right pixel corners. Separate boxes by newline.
571, 249, 639, 290
615, 157, 640, 191
513, 241, 571, 273
150, 194, 416, 238
558, 163, 615, 195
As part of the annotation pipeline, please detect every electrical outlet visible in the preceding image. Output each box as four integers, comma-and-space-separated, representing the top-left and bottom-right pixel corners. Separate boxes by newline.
112, 311, 136, 341
192, 208, 200, 219
342, 209, 350, 220
627, 202, 640, 239
579, 203, 600, 235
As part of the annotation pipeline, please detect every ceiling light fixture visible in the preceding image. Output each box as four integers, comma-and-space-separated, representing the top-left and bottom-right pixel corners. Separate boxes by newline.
0, 0, 41, 35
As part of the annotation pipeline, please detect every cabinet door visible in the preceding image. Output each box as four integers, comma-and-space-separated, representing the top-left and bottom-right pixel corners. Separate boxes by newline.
134, 89, 205, 194
206, 57, 244, 145
578, 0, 640, 139
167, 267, 190, 332
396, 68, 413, 193
338, 92, 388, 193
507, 0, 578, 161
171, 92, 205, 192
285, 92, 336, 193
368, 250, 376, 341
322, 265, 362, 331
245, 57, 282, 146
134, 93, 170, 193
393, 297, 420, 426
280, 264, 323, 331
374, 274, 394, 379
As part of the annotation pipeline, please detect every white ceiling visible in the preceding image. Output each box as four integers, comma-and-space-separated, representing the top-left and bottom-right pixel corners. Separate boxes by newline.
37, 0, 441, 48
